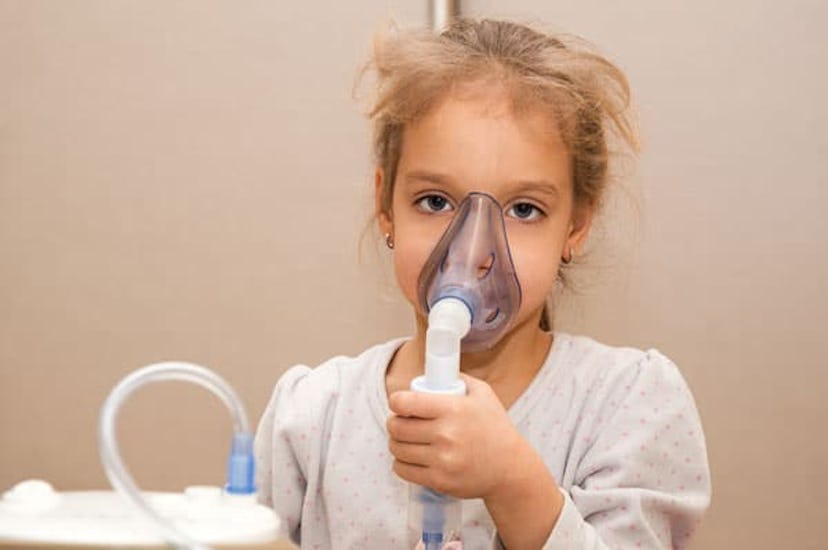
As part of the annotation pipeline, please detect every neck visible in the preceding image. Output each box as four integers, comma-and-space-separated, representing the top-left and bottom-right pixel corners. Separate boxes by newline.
458, 318, 552, 386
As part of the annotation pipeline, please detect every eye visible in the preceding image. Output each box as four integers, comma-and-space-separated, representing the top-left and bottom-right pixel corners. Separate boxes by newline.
506, 202, 544, 221
415, 194, 454, 214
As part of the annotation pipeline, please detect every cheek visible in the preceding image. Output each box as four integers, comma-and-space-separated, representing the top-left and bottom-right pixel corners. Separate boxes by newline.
392, 251, 420, 305
508, 241, 562, 314
391, 231, 438, 309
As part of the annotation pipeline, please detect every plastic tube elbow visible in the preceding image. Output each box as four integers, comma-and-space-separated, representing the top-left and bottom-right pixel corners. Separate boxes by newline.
427, 297, 472, 340
411, 297, 471, 395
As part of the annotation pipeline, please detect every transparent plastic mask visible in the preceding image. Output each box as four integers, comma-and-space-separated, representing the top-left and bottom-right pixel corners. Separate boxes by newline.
417, 192, 522, 352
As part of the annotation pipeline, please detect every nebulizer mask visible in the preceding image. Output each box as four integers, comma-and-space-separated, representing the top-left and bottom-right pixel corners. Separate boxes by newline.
408, 192, 522, 549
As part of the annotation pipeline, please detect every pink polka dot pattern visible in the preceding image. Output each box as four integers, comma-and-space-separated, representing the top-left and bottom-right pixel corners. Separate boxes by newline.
254, 334, 711, 548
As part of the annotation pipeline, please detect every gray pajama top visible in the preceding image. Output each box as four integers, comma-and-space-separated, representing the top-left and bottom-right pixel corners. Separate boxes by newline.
254, 333, 711, 549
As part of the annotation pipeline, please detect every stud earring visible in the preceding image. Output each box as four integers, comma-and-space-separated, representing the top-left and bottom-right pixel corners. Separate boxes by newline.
384, 233, 394, 250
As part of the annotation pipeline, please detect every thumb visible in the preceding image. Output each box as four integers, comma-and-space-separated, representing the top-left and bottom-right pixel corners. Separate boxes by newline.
458, 372, 493, 396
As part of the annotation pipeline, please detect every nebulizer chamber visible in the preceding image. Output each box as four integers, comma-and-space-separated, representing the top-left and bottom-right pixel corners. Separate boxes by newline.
408, 192, 521, 548
0, 362, 282, 549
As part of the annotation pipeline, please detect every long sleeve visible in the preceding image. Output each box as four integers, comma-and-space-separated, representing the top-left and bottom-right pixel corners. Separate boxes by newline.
254, 365, 313, 545
493, 350, 711, 550
251, 340, 412, 549
543, 350, 710, 549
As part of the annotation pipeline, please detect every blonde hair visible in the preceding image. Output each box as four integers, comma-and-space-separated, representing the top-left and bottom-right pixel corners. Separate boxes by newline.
363, 18, 640, 328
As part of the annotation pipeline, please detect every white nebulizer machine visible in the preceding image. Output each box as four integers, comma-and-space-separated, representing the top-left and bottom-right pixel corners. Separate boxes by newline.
408, 192, 522, 549
0, 362, 291, 550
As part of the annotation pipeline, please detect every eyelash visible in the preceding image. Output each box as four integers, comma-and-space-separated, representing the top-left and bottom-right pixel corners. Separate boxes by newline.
414, 194, 547, 222
415, 194, 454, 214
506, 202, 545, 222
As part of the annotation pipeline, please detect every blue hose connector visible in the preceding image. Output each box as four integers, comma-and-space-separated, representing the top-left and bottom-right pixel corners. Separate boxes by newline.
225, 432, 255, 494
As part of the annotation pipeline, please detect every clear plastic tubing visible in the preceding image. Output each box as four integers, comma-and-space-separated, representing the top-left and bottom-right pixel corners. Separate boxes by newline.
410, 297, 471, 548
98, 362, 255, 550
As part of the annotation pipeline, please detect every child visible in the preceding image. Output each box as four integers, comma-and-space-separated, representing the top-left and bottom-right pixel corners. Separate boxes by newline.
255, 18, 711, 549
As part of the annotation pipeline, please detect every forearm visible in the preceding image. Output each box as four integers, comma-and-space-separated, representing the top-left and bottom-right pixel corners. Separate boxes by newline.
484, 443, 563, 549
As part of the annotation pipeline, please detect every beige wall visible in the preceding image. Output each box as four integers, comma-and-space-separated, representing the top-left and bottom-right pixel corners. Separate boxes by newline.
1, 1, 825, 549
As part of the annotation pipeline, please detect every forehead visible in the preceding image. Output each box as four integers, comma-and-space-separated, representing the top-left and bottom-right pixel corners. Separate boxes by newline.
398, 85, 571, 196
418, 79, 561, 129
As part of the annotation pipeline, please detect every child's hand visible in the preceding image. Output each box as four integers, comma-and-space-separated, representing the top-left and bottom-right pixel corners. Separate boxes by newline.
387, 374, 530, 500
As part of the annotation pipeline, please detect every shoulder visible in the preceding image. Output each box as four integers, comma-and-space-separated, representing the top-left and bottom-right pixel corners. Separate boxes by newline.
552, 332, 702, 440
255, 338, 405, 465
557, 332, 688, 394
261, 338, 405, 419
556, 333, 706, 461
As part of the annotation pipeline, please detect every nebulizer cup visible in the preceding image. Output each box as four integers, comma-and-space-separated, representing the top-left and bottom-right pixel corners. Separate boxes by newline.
407, 192, 521, 548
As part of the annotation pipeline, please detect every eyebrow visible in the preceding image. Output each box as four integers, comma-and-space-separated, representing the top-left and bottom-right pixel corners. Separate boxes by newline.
404, 170, 561, 198
512, 180, 561, 199
403, 170, 455, 187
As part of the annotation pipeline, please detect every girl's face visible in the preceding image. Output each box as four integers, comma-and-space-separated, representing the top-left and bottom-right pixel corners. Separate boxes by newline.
377, 87, 593, 331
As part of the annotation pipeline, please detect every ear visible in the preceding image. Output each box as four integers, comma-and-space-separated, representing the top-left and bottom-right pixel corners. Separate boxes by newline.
565, 201, 595, 256
374, 167, 393, 236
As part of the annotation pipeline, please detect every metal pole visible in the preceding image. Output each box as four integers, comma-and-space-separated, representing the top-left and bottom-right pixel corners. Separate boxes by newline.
430, 0, 461, 32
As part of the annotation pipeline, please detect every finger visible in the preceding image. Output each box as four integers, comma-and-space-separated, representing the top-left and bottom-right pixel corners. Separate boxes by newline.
388, 390, 457, 419
458, 372, 491, 395
387, 414, 435, 444
392, 459, 430, 487
388, 439, 432, 466
458, 373, 503, 407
